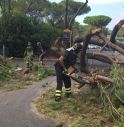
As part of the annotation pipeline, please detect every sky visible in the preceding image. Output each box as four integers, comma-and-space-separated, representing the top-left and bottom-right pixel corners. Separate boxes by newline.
49, 0, 124, 30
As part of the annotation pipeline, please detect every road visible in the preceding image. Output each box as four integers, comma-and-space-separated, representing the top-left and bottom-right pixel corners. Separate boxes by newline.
0, 76, 56, 127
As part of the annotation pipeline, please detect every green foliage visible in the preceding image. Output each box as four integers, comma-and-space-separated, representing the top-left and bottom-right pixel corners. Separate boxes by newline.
117, 27, 124, 37
116, 90, 124, 102
73, 22, 93, 37
49, 101, 61, 110
113, 120, 124, 127
0, 67, 5, 81
44, 0, 91, 28
69, 119, 101, 127
35, 88, 110, 127
110, 64, 124, 90
0, 14, 32, 57
0, 57, 15, 81
0, 0, 91, 57
93, 64, 124, 121
0, 14, 61, 57
84, 15, 112, 28
67, 0, 91, 16
32, 64, 55, 80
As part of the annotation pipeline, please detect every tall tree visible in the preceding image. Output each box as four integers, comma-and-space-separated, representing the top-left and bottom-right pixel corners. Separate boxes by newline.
44, 0, 90, 28
12, 0, 50, 17
84, 15, 112, 28
68, 0, 89, 29
43, 2, 64, 27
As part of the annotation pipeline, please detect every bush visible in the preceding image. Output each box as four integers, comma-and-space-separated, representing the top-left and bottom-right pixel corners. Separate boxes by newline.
0, 14, 62, 57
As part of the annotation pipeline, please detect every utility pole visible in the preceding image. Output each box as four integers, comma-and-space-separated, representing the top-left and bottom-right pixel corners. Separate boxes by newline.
64, 0, 69, 29
63, 0, 72, 48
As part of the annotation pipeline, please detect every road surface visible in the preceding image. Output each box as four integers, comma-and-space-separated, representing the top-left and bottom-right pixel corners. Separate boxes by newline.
0, 76, 56, 127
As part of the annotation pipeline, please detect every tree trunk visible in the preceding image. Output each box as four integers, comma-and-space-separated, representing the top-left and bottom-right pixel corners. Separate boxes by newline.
69, 0, 88, 28
80, 28, 102, 72
99, 33, 124, 54
80, 28, 124, 71
64, 0, 69, 28
8, 0, 11, 14
87, 52, 124, 65
110, 19, 124, 43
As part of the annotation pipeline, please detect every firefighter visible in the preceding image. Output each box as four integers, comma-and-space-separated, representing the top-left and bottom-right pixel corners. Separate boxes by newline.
24, 42, 34, 70
54, 43, 83, 101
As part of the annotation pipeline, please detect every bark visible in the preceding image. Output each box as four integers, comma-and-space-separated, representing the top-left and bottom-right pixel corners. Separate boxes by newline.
74, 35, 124, 49
86, 52, 113, 64
80, 28, 102, 72
95, 75, 113, 83
80, 28, 124, 72
87, 52, 124, 65
110, 19, 124, 43
69, 74, 113, 89
99, 33, 124, 54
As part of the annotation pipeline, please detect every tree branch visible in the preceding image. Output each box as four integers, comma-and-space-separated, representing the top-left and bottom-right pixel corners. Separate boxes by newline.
69, 0, 88, 28
99, 33, 124, 55
110, 19, 124, 43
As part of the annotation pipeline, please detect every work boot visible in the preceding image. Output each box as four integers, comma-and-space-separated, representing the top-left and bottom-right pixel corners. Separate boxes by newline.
55, 96, 61, 102
55, 90, 62, 101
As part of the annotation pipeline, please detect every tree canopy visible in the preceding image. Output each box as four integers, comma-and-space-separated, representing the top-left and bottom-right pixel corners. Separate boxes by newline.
83, 15, 112, 28
0, 0, 91, 57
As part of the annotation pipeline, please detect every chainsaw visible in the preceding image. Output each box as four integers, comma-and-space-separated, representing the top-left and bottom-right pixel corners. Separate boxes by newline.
63, 67, 91, 89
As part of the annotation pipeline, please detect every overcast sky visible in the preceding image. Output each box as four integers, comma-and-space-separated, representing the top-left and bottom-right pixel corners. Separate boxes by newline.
49, 0, 124, 30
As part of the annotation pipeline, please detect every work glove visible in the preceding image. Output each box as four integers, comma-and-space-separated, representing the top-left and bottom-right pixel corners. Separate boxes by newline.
64, 68, 68, 73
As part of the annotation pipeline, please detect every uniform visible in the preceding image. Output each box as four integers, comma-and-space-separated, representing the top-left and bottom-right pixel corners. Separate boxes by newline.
54, 43, 83, 101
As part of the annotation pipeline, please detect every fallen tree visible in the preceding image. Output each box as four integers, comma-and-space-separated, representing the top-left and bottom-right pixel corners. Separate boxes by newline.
80, 26, 124, 72
77, 24, 124, 120
110, 20, 124, 44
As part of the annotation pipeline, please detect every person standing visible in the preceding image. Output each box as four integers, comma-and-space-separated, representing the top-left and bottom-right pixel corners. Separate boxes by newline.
24, 42, 34, 70
54, 43, 83, 101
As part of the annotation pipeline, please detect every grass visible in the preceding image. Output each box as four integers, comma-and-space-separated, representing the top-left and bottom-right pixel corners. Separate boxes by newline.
0, 62, 55, 91
5, 80, 31, 91
34, 88, 117, 127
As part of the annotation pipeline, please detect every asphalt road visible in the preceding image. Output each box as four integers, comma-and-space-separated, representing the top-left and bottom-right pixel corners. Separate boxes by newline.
0, 76, 56, 127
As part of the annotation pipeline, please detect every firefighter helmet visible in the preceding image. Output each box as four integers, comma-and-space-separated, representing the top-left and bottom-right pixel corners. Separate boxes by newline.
28, 42, 32, 46
73, 43, 82, 51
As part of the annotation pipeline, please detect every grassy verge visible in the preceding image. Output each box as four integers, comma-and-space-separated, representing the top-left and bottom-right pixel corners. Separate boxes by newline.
0, 62, 55, 91
34, 88, 124, 127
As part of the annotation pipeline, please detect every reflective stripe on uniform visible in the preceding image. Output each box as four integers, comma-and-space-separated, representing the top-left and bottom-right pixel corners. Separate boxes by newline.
65, 88, 71, 93
55, 93, 61, 96
55, 90, 61, 97
56, 90, 61, 93
65, 88, 71, 91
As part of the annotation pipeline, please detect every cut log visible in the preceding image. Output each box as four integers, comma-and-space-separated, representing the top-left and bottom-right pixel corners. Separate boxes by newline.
69, 73, 113, 89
